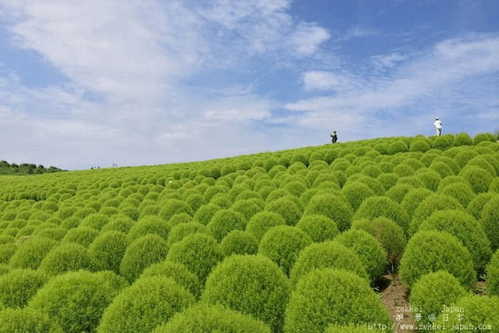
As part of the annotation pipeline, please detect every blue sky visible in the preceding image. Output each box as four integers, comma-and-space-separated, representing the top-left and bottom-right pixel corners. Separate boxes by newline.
0, 1, 498, 169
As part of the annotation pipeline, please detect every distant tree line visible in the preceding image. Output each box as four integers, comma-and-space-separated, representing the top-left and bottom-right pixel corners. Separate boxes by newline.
0, 160, 64, 175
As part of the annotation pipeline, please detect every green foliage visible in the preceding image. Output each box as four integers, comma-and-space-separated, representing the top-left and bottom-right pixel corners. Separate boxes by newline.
39, 242, 97, 276
166, 233, 223, 284
354, 196, 410, 232
221, 230, 258, 256
409, 271, 467, 325
399, 231, 475, 287
127, 216, 170, 243
0, 269, 48, 308
140, 261, 201, 298
97, 276, 195, 333
167, 222, 207, 247
0, 244, 16, 264
120, 235, 168, 282
153, 304, 271, 333
409, 194, 464, 235
159, 199, 193, 221
410, 139, 431, 152
30, 271, 124, 333
334, 230, 387, 281
62, 227, 99, 247
290, 241, 368, 285
203, 255, 290, 332
258, 225, 312, 275
80, 213, 110, 230
438, 182, 476, 207
232, 199, 264, 221
460, 166, 493, 193
88, 231, 128, 273
418, 209, 492, 271
265, 196, 303, 226
9, 237, 57, 269
473, 132, 496, 144
296, 215, 339, 242
207, 209, 246, 242
352, 217, 407, 265
434, 295, 499, 332
341, 182, 375, 210
467, 192, 495, 219
487, 250, 499, 295
482, 196, 499, 251
246, 211, 286, 243
304, 193, 353, 231
193, 203, 220, 225
284, 269, 391, 333
0, 308, 63, 333
454, 132, 473, 146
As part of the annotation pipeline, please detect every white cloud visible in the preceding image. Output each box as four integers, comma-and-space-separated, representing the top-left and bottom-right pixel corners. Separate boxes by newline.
303, 71, 359, 91
289, 22, 331, 56
372, 52, 408, 69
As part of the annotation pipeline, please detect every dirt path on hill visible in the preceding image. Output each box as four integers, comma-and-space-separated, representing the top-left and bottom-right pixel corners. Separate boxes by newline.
380, 274, 416, 333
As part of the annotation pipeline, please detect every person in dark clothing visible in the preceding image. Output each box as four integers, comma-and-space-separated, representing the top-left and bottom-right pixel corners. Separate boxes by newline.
330, 131, 338, 144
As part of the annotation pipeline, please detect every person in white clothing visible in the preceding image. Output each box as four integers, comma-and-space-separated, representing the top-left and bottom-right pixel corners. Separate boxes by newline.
433, 117, 443, 136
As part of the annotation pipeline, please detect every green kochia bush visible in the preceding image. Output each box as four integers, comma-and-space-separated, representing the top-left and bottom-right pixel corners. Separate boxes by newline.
120, 235, 169, 282
0, 244, 16, 264
304, 193, 353, 231
334, 230, 387, 281
418, 210, 492, 271
159, 199, 193, 221
140, 261, 201, 298
30, 271, 125, 333
127, 216, 170, 243
9, 237, 57, 269
487, 250, 499, 295
460, 166, 493, 193
97, 276, 195, 333
193, 203, 220, 225
438, 182, 476, 207
80, 213, 110, 230
265, 196, 303, 226
400, 187, 433, 218
352, 217, 406, 265
166, 233, 223, 284
207, 209, 247, 242
354, 196, 410, 232
221, 230, 258, 256
258, 226, 312, 276
409, 271, 467, 325
246, 211, 286, 243
153, 304, 271, 333
0, 269, 48, 308
409, 194, 464, 235
399, 231, 475, 287
434, 295, 499, 331
88, 231, 128, 274
482, 196, 499, 251
290, 241, 368, 285
284, 269, 392, 333
467, 192, 495, 219
167, 222, 207, 247
341, 182, 375, 210
0, 308, 63, 333
295, 215, 339, 242
62, 227, 99, 247
39, 243, 97, 276
203, 255, 290, 332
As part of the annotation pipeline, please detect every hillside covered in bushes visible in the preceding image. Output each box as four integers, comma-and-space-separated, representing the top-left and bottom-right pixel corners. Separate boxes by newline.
0, 132, 498, 332
0, 160, 63, 175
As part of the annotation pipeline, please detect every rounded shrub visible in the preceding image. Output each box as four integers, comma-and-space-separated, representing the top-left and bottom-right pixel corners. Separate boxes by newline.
203, 255, 290, 332
80, 213, 110, 230
167, 222, 208, 247
304, 193, 353, 231
454, 132, 473, 146
127, 216, 170, 243
290, 241, 368, 285
265, 196, 302, 226
419, 210, 492, 271
482, 196, 499, 251
140, 261, 201, 298
166, 213, 193, 228
354, 196, 410, 233
385, 184, 414, 203
153, 303, 271, 333
460, 166, 493, 193
487, 250, 499, 295
258, 225, 312, 276
334, 230, 387, 281
193, 203, 220, 225
88, 231, 128, 274
30, 271, 123, 333
0, 269, 48, 308
352, 217, 406, 265
246, 211, 286, 243
9, 237, 57, 269
467, 192, 495, 219
0, 308, 63, 333
120, 235, 168, 282
62, 227, 99, 247
39, 242, 97, 276
410, 139, 431, 152
399, 231, 475, 287
409, 194, 464, 235
166, 233, 223, 284
284, 269, 391, 333
439, 182, 476, 207
409, 270, 467, 326
97, 276, 194, 333
159, 199, 192, 221
474, 132, 496, 144
0, 244, 16, 265
232, 199, 264, 221
387, 140, 408, 154
221, 230, 258, 256
207, 209, 247, 242
341, 182, 375, 210
377, 172, 399, 190
435, 295, 499, 331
